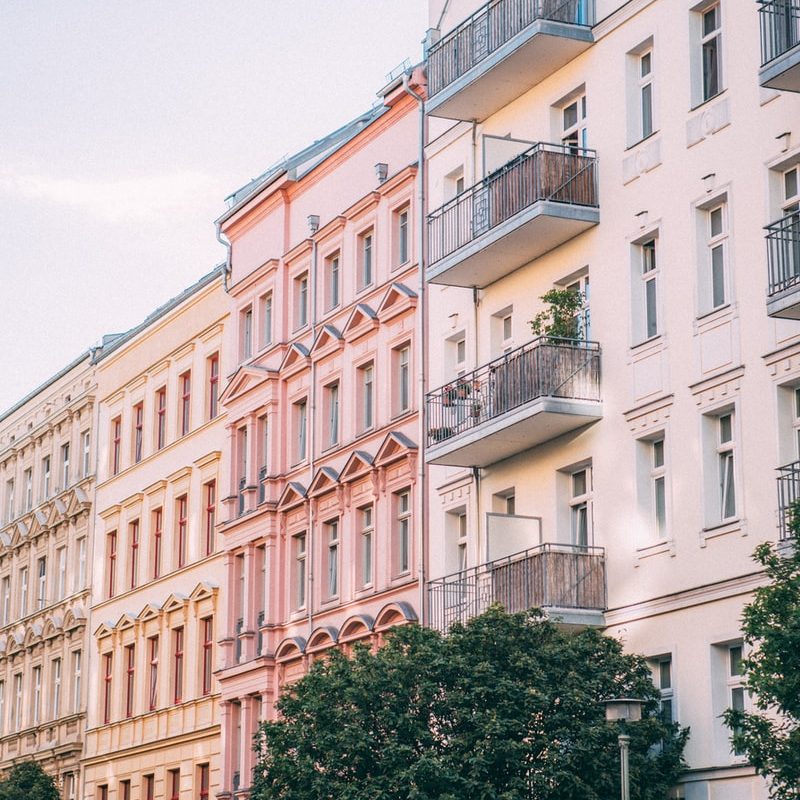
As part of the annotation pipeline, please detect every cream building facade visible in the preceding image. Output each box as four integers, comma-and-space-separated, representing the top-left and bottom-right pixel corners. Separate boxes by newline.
82, 268, 228, 800
420, 1, 800, 799
0, 353, 97, 800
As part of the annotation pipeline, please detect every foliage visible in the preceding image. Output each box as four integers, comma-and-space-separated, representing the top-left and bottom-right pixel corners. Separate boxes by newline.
724, 533, 800, 799
252, 607, 688, 800
0, 762, 60, 800
529, 288, 584, 339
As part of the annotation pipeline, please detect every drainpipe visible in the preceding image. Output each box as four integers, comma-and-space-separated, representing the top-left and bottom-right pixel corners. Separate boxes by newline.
472, 287, 482, 562
307, 216, 320, 639
216, 226, 233, 293
401, 72, 428, 626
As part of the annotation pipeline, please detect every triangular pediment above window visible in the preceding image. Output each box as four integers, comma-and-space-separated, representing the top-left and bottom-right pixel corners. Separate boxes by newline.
376, 282, 417, 322
342, 303, 378, 342
310, 325, 344, 357
94, 621, 115, 639
25, 513, 43, 539
137, 603, 162, 622
308, 466, 340, 497
65, 488, 90, 519
277, 481, 307, 510
339, 450, 374, 483
34, 509, 49, 528
115, 613, 136, 631
219, 364, 278, 406
374, 431, 418, 468
162, 594, 188, 614
47, 497, 67, 527
14, 519, 29, 541
279, 343, 311, 376
189, 582, 218, 602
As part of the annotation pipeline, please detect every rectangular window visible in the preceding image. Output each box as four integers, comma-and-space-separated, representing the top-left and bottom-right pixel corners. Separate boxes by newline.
99, 787, 108, 800
19, 566, 28, 617
708, 203, 729, 310
173, 627, 184, 704
326, 382, 339, 447
701, 4, 722, 102
133, 402, 144, 463
112, 416, 122, 475
51, 657, 61, 719
1, 576, 10, 625
652, 438, 667, 538
32, 665, 41, 725
180, 371, 191, 436
242, 306, 253, 359
72, 650, 81, 713
124, 644, 135, 718
295, 274, 309, 329
640, 238, 659, 340
36, 556, 46, 609
360, 506, 374, 588
649, 655, 674, 723
208, 353, 219, 420
64, 774, 76, 800
23, 468, 32, 512
561, 92, 588, 150
129, 520, 139, 590
144, 776, 154, 800
261, 292, 273, 347
295, 400, 307, 463
258, 415, 268, 500
42, 455, 51, 499
152, 508, 163, 579
396, 489, 411, 575
326, 520, 339, 599
570, 468, 592, 547
718, 413, 736, 520
360, 363, 374, 431
198, 764, 209, 800
359, 230, 374, 289
294, 532, 307, 610
168, 770, 180, 800
156, 388, 167, 450
75, 536, 87, 592
397, 207, 410, 266
201, 617, 213, 696
102, 652, 113, 723
12, 673, 22, 730
326, 253, 340, 310
728, 643, 746, 755
61, 442, 70, 489
0, 680, 4, 735
204, 481, 216, 556
5, 479, 13, 523
176, 495, 188, 568
57, 546, 67, 600
120, 781, 130, 800
81, 430, 91, 477
395, 344, 411, 414
106, 531, 117, 598
639, 49, 654, 139
148, 635, 159, 710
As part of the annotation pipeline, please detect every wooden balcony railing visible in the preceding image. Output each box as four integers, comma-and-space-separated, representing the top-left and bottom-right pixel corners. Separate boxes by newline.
766, 213, 800, 296
759, 0, 800, 65
427, 542, 606, 632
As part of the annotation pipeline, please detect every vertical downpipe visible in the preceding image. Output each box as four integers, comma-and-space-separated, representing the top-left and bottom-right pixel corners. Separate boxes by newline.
307, 217, 320, 640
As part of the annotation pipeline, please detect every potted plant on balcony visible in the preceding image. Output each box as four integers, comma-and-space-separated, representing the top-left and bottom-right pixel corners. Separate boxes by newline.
429, 426, 454, 443
529, 288, 585, 341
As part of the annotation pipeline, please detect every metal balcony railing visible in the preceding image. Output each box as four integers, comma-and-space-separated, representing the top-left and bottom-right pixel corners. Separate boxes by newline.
426, 337, 600, 447
777, 460, 800, 540
258, 466, 267, 504
427, 0, 594, 97
428, 542, 606, 633
759, 0, 800, 65
766, 213, 800, 296
428, 143, 598, 267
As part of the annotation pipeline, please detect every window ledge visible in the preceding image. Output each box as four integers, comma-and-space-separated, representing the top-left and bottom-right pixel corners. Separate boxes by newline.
630, 334, 664, 353
625, 130, 661, 152
635, 538, 675, 561
700, 518, 747, 546
690, 89, 727, 113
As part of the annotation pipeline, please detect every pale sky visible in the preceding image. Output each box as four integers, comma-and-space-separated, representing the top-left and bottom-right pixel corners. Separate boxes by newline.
0, 0, 427, 412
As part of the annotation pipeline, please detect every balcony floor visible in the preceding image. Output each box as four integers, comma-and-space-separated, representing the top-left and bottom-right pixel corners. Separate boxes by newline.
767, 285, 800, 318
427, 20, 593, 122
427, 200, 598, 288
426, 395, 601, 467
760, 45, 800, 92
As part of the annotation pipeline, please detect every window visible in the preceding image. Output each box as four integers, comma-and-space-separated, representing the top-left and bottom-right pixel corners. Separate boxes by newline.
36, 556, 46, 609
148, 635, 159, 710
173, 627, 184, 704
447, 510, 468, 574
51, 657, 61, 719
396, 207, 410, 266
204, 481, 216, 556
293, 532, 307, 610
152, 508, 163, 579
326, 253, 340, 310
65, 774, 76, 800
360, 506, 374, 588
125, 644, 135, 718
237, 426, 248, 513
1, 576, 9, 625
728, 643, 746, 756
395, 344, 411, 414
640, 238, 659, 340
295, 400, 307, 463
180, 371, 191, 436
208, 354, 219, 420
570, 468, 592, 547
120, 781, 130, 800
75, 536, 87, 592
168, 770, 180, 800
176, 495, 188, 568
242, 306, 253, 359
707, 202, 729, 310
491, 309, 513, 357
359, 230, 374, 289
261, 292, 273, 347
652, 439, 667, 538
12, 673, 22, 730
61, 442, 70, 489
198, 764, 210, 800
129, 520, 139, 589
41, 455, 51, 499
295, 273, 309, 329
201, 617, 213, 696
0, 681, 4, 735
326, 382, 340, 447
111, 416, 122, 475
19, 566, 28, 617
359, 363, 374, 431
156, 388, 167, 450
102, 652, 113, 723
106, 531, 117, 598
325, 520, 339, 599
23, 468, 32, 512
71, 650, 81, 713
81, 430, 91, 477
133, 402, 144, 463
650, 656, 674, 723
561, 92, 587, 150
32, 665, 41, 725
258, 415, 268, 500
396, 489, 411, 575
565, 275, 591, 340
99, 787, 108, 800
57, 546, 67, 600
4, 479, 13, 522
144, 776, 154, 800
638, 49, 654, 139
718, 412, 736, 521
700, 4, 722, 102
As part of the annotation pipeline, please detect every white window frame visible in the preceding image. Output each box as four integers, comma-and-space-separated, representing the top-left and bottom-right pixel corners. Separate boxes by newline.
359, 230, 374, 290
261, 291, 273, 347
51, 656, 62, 719
396, 490, 411, 575
717, 412, 737, 522
652, 438, 667, 539
1, 576, 9, 626
397, 207, 410, 266
326, 382, 339, 448
37, 556, 47, 609
707, 202, 729, 311
242, 306, 253, 359
19, 566, 28, 618
360, 506, 374, 589
61, 442, 70, 489
293, 532, 307, 611
639, 237, 659, 342
570, 468, 592, 547
561, 92, 588, 150
396, 344, 411, 414
700, 3, 723, 103
72, 650, 82, 713
32, 665, 41, 725
326, 253, 340, 310
295, 400, 307, 463
360, 363, 374, 431
649, 655, 674, 723
81, 431, 91, 477
325, 519, 339, 600
727, 642, 747, 757
42, 455, 51, 499
57, 546, 67, 600
295, 274, 309, 329
639, 48, 654, 140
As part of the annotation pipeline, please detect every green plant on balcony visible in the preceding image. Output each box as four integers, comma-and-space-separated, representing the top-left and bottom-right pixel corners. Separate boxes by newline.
788, 497, 800, 538
529, 288, 585, 340
443, 378, 477, 407
429, 426, 454, 442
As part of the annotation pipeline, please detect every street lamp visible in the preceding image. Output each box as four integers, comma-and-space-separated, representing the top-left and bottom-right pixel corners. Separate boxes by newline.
604, 698, 645, 800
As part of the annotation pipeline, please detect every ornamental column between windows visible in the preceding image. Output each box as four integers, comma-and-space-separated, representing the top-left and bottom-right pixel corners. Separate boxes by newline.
221, 551, 237, 669
240, 695, 258, 789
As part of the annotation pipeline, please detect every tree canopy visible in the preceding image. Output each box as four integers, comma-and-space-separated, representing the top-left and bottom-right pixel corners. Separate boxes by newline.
252, 607, 688, 800
724, 539, 800, 799
0, 762, 60, 800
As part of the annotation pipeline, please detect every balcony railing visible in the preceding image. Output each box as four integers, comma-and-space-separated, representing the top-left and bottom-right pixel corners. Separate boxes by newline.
428, 143, 597, 268
759, 0, 800, 66
777, 460, 800, 540
428, 542, 606, 633
767, 213, 800, 296
426, 337, 600, 448
428, 0, 593, 97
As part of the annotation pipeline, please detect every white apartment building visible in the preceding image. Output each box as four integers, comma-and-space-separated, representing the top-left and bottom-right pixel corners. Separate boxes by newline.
420, 2, 800, 798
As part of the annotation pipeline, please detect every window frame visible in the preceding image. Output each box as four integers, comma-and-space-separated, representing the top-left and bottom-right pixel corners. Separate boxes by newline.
133, 402, 144, 463
172, 626, 184, 704
700, 3, 723, 103
156, 387, 167, 450
111, 416, 122, 475
124, 643, 135, 719
359, 505, 374, 589
176, 495, 188, 569
179, 371, 191, 437
208, 354, 219, 420
358, 229, 375, 290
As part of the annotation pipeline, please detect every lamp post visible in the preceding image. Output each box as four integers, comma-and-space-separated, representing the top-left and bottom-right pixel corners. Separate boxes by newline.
604, 698, 644, 800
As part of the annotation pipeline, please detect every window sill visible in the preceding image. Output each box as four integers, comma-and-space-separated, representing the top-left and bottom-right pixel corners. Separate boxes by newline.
625, 130, 660, 152
630, 334, 664, 352
695, 303, 734, 327
635, 538, 675, 560
700, 517, 746, 545
690, 89, 727, 113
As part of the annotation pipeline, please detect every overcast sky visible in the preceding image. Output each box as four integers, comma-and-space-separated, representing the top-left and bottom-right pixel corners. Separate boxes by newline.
0, 1, 427, 412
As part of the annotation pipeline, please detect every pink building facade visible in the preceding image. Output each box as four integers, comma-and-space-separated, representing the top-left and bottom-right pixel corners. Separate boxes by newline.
214, 81, 423, 795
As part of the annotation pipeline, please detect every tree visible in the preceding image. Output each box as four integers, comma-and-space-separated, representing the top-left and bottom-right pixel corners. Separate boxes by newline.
252, 607, 688, 800
0, 762, 60, 800
724, 531, 800, 799
529, 288, 585, 340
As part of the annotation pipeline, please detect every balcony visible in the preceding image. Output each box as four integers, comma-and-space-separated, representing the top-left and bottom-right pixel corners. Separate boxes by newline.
766, 214, 800, 318
426, 0, 594, 121
759, 0, 800, 92
777, 460, 800, 540
426, 337, 601, 467
428, 542, 606, 632
427, 143, 598, 288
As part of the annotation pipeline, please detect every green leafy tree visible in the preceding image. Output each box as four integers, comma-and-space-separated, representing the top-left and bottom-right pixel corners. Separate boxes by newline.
0, 762, 60, 800
529, 288, 585, 340
724, 517, 800, 799
252, 607, 687, 800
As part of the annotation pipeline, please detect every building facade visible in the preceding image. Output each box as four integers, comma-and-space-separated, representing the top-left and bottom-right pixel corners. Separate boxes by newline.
214, 79, 423, 796
81, 269, 228, 800
420, 1, 800, 799
0, 353, 97, 800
